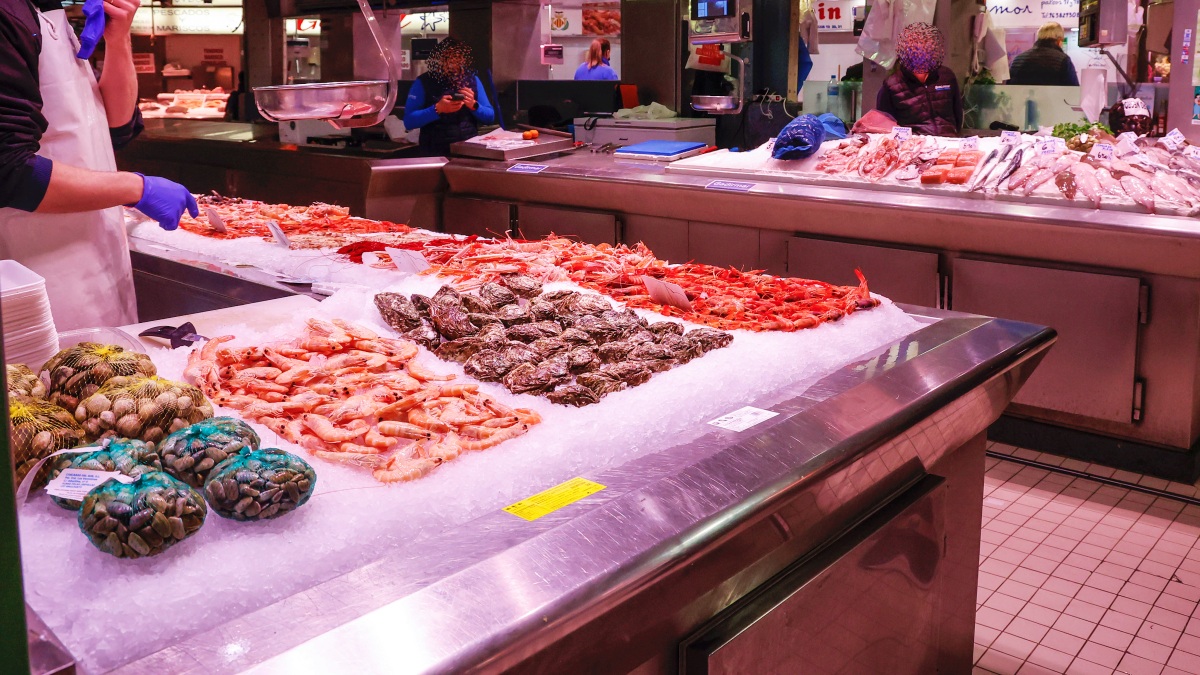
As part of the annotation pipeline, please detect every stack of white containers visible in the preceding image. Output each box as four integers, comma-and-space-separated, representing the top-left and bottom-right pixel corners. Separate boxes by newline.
1, 260, 59, 367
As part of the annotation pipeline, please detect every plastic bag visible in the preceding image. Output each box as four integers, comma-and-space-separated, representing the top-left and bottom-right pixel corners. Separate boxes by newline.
41, 343, 157, 410
856, 0, 937, 69
74, 375, 214, 444
819, 113, 849, 140
8, 395, 84, 486
7, 364, 46, 398
159, 416, 261, 489
45, 439, 163, 510
773, 115, 827, 160
78, 471, 207, 559
203, 448, 316, 521
685, 43, 731, 73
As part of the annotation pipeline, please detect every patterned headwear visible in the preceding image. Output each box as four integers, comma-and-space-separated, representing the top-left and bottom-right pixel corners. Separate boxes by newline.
426, 38, 475, 89
896, 22, 945, 74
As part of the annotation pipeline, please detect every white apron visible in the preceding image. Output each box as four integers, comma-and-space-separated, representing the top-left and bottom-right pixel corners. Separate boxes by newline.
0, 8, 137, 331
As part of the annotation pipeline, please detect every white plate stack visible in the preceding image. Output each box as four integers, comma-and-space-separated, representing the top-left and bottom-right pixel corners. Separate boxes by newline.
1, 260, 59, 368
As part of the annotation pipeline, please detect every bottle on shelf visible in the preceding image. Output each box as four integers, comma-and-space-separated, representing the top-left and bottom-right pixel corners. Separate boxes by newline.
827, 75, 839, 116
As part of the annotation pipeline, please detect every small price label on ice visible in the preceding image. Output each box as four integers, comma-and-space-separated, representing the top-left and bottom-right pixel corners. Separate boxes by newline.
45, 469, 134, 502
1090, 143, 1115, 161
1036, 139, 1058, 155
384, 247, 430, 275
1164, 128, 1186, 150
1000, 130, 1022, 145
1117, 131, 1138, 144
708, 406, 780, 432
1115, 137, 1138, 157
204, 207, 227, 233
507, 163, 549, 174
960, 136, 980, 151
266, 220, 290, 247
891, 126, 912, 141
641, 276, 692, 312
1185, 145, 1200, 160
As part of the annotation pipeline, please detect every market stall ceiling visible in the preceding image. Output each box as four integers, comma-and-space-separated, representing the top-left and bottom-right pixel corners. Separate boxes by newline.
277, 0, 475, 17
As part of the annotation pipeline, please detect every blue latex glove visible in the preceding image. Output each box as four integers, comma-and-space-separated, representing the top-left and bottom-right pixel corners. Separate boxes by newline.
131, 174, 199, 231
76, 0, 105, 59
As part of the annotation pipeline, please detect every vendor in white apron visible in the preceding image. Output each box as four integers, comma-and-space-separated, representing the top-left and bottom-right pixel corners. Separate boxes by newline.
0, 0, 196, 330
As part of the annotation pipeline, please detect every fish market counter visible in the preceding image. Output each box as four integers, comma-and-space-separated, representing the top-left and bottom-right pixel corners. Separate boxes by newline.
441, 152, 1200, 480
116, 120, 444, 229
24, 297, 1054, 674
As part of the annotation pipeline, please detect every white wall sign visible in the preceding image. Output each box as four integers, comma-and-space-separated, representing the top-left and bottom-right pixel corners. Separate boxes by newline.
987, 0, 1078, 30
816, 0, 859, 32
548, 8, 584, 37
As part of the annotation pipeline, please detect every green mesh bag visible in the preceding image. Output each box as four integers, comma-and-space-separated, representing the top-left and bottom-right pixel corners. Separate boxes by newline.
78, 471, 206, 559
45, 439, 163, 510
203, 448, 316, 521
159, 417, 260, 489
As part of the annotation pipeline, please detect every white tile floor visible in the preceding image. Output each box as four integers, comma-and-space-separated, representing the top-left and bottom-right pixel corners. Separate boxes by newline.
975, 444, 1200, 675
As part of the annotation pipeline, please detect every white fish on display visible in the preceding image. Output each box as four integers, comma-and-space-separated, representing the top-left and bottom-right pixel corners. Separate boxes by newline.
1119, 174, 1156, 213
1068, 163, 1103, 208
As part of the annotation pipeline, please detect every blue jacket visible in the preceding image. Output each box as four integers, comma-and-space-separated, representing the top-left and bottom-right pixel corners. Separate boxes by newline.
403, 74, 495, 130
574, 62, 619, 81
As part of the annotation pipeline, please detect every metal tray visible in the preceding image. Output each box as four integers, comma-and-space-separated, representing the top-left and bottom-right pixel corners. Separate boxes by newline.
450, 136, 576, 161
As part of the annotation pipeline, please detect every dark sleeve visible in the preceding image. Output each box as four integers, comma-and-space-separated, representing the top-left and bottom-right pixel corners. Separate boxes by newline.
0, 4, 52, 211
109, 107, 144, 150
1063, 57, 1079, 87
952, 73, 963, 132
875, 79, 895, 117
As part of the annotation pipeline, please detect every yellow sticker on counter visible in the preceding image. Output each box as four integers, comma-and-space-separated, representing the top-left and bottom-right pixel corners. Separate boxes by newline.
503, 477, 606, 521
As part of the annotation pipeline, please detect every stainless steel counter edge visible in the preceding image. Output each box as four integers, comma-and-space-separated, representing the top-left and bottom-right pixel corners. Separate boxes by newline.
111, 311, 1054, 674
446, 154, 1200, 241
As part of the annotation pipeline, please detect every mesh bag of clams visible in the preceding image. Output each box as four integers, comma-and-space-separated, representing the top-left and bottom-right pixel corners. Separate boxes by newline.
8, 395, 84, 486
41, 343, 157, 410
45, 439, 163, 510
78, 471, 207, 559
75, 375, 214, 444
203, 448, 316, 521
160, 416, 261, 489
7, 364, 46, 398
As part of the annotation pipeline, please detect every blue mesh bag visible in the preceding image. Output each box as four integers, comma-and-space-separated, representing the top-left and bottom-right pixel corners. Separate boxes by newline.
203, 448, 316, 521
159, 416, 260, 489
78, 471, 207, 559
46, 438, 163, 510
772, 114, 827, 160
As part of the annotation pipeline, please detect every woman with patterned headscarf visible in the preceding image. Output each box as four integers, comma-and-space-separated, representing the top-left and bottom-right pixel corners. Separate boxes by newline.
875, 22, 962, 136
403, 38, 496, 156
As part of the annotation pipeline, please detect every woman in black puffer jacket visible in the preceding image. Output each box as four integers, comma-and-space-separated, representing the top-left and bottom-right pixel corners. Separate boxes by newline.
875, 23, 962, 136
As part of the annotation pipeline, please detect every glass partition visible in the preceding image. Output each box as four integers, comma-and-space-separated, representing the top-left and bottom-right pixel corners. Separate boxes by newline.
800, 80, 862, 124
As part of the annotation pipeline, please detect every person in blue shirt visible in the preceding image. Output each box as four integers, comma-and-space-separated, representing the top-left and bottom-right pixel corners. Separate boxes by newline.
403, 38, 495, 156
574, 39, 619, 81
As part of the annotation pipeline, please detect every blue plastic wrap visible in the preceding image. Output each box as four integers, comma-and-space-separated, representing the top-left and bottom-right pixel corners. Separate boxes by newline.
772, 114, 827, 160
78, 471, 207, 559
204, 448, 316, 521
158, 416, 260, 489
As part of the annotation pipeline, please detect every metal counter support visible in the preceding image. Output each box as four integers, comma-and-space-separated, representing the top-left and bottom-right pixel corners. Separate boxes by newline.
441, 154, 1200, 479
104, 309, 1053, 674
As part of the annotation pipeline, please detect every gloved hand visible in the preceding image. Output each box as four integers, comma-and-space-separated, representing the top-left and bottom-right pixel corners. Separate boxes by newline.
76, 0, 105, 59
130, 174, 199, 231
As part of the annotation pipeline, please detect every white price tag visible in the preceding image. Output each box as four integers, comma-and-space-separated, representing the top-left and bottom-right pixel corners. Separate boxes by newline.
1090, 143, 1115, 161
1115, 137, 1138, 157
707, 406, 780, 432
384, 247, 431, 275
1164, 128, 1186, 151
1185, 146, 1200, 160
203, 207, 227, 233
265, 220, 291, 247
45, 469, 135, 502
1036, 139, 1058, 155
1116, 131, 1138, 144
1123, 98, 1150, 117
640, 276, 693, 312
960, 136, 980, 151
1000, 130, 1022, 145
891, 126, 912, 141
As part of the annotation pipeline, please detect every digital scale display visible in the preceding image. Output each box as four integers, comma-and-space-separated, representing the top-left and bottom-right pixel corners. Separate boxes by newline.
692, 0, 733, 20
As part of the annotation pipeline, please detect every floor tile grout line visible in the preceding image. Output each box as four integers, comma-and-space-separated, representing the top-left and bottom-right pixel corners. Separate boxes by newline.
985, 451, 1200, 509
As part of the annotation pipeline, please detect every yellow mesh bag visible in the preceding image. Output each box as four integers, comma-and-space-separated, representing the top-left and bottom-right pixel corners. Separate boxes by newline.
41, 343, 157, 410
7, 364, 47, 398
74, 376, 214, 444
8, 395, 85, 485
